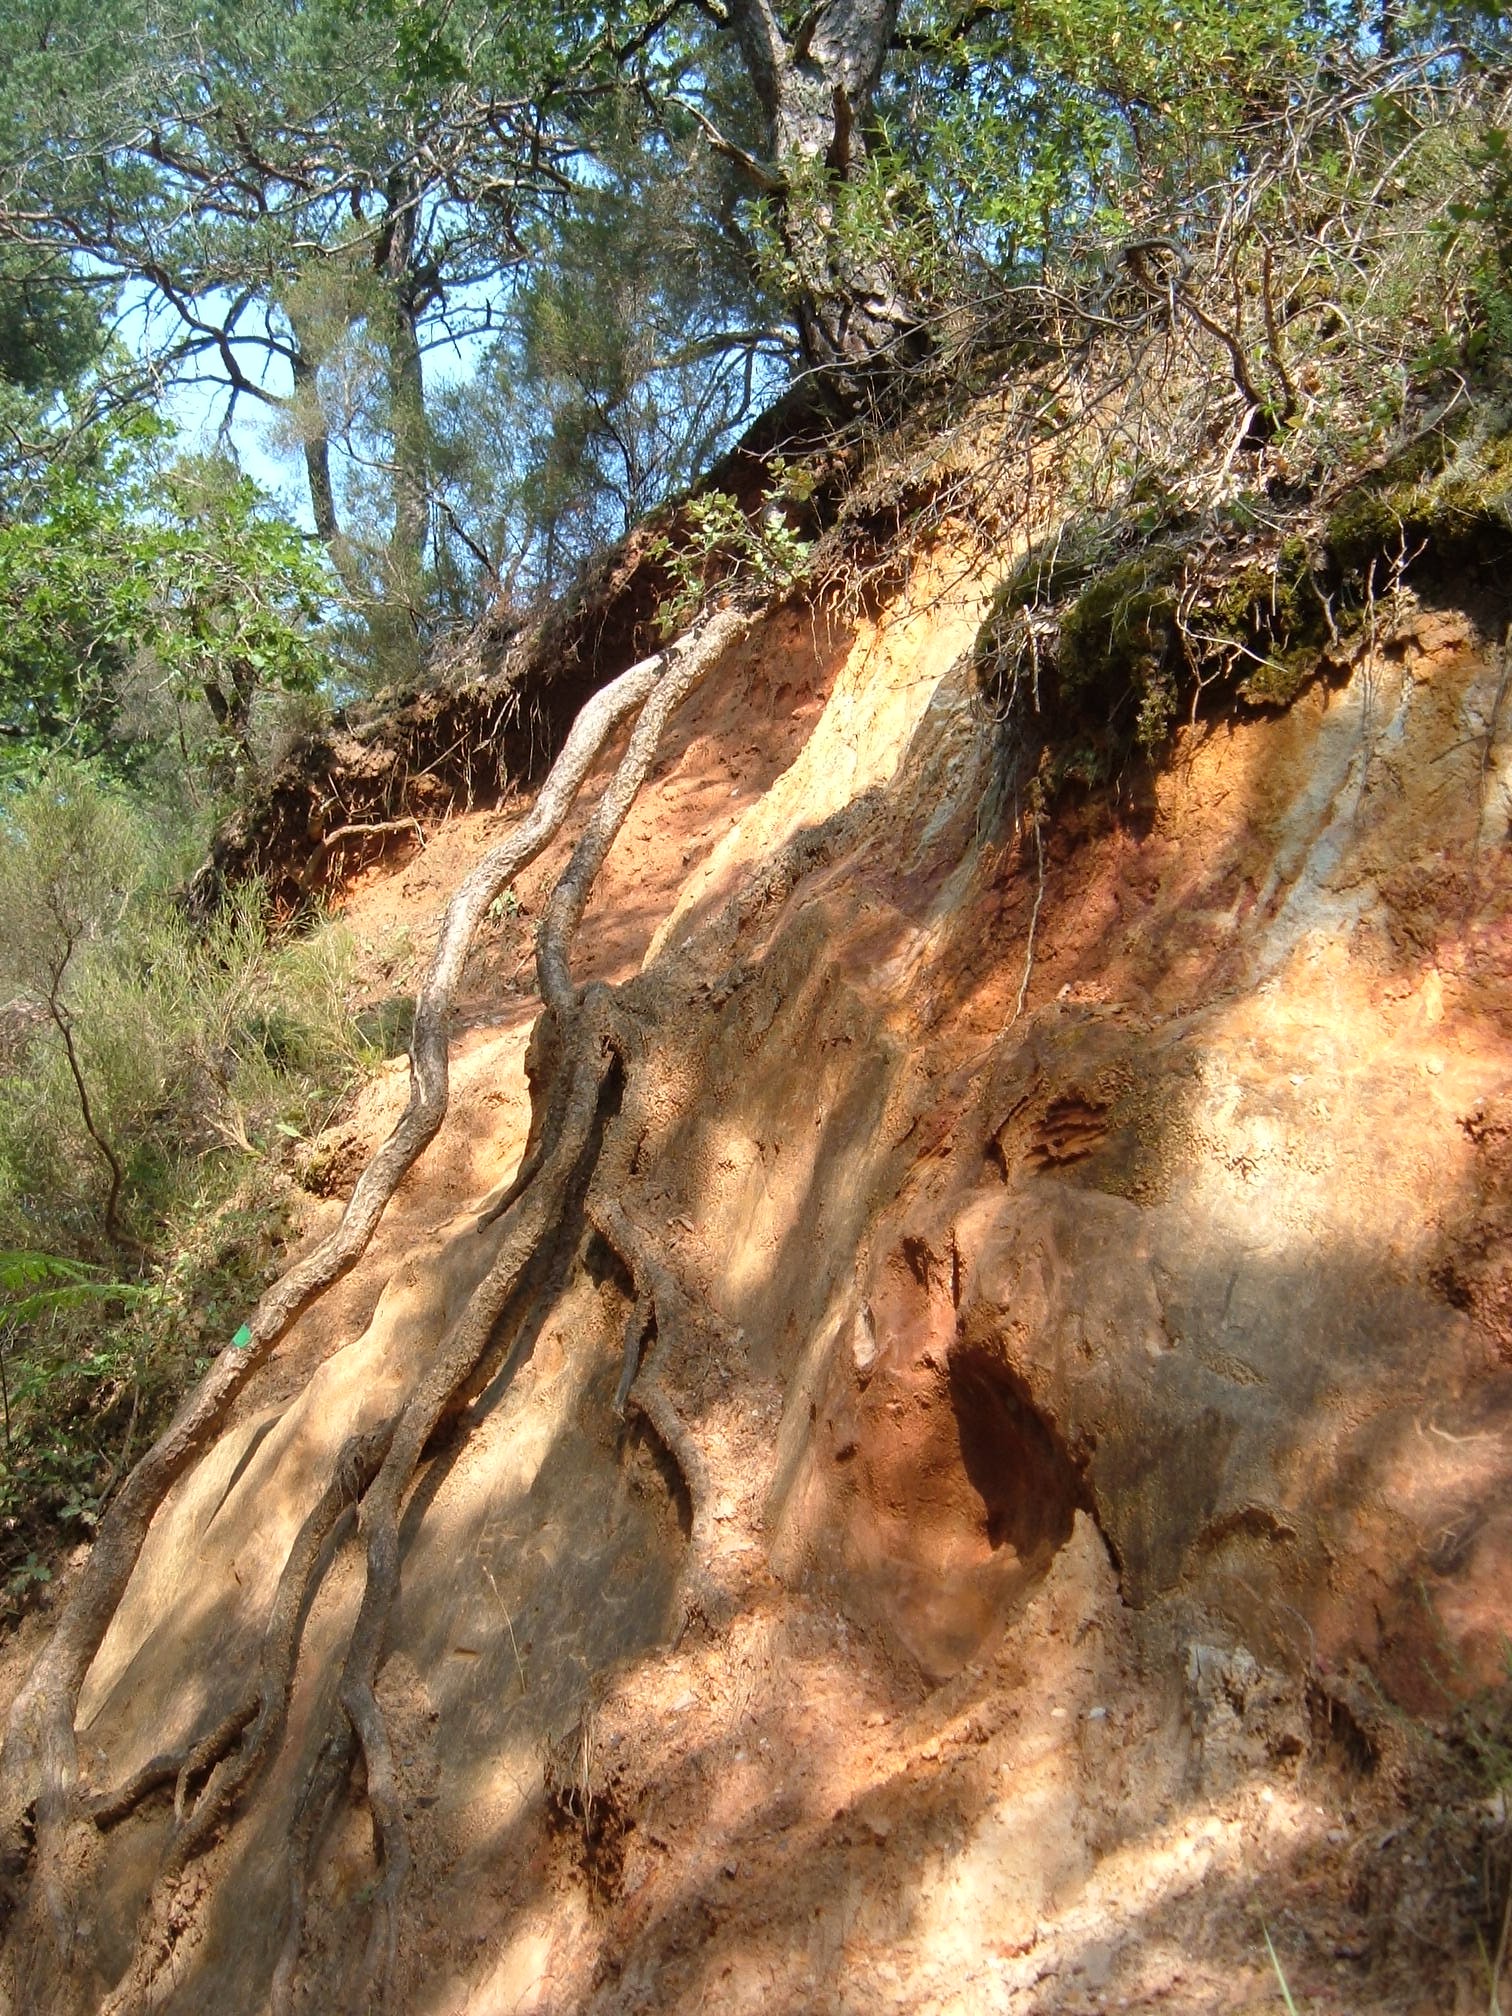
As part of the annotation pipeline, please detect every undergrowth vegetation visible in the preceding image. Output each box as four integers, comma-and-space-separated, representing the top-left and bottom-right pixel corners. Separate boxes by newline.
973, 399, 1512, 790
1456, 1655, 1512, 1996
0, 767, 380, 1603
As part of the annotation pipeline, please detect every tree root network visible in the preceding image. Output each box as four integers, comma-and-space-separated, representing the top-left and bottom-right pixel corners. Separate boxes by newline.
0, 598, 752, 2015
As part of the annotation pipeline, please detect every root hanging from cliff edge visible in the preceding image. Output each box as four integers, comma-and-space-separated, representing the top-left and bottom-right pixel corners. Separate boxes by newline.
0, 599, 751, 2016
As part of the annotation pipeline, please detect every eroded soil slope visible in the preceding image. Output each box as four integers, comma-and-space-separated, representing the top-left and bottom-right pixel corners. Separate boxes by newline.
39, 554, 1512, 2013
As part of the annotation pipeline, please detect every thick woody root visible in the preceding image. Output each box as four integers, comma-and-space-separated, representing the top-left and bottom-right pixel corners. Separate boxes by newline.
279, 605, 751, 2012
73, 601, 754, 2016
331, 1008, 618, 2014
90, 1427, 394, 1840
0, 601, 747, 1958
589, 1180, 721, 1629
567, 1008, 723, 1625
271, 1728, 350, 2016
91, 1427, 395, 2016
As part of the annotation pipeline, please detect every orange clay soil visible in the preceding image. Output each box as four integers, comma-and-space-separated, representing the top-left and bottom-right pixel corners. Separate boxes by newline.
6, 554, 1512, 2016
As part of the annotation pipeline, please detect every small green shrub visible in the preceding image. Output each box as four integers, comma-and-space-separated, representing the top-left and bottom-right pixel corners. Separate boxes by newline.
648, 460, 814, 633
0, 1176, 305, 1604
355, 995, 416, 1060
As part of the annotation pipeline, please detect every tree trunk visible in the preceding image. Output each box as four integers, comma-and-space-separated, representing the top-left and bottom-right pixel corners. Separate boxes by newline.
49, 997, 126, 1249
289, 336, 366, 604
372, 171, 429, 684
723, 0, 920, 383
285, 174, 431, 669
201, 670, 257, 782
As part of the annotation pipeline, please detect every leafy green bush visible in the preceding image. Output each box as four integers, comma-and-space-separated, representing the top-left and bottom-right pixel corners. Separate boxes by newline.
648, 461, 814, 632
0, 419, 330, 796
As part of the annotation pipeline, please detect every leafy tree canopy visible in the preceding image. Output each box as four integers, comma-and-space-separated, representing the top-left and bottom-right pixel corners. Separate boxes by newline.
0, 404, 330, 787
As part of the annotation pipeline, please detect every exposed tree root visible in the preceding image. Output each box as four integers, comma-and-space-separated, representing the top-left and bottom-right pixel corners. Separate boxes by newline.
272, 1727, 351, 2016
331, 1001, 618, 2014
613, 1290, 655, 1417
582, 1027, 724, 1627
296, 818, 426, 895
289, 601, 748, 2011
590, 1194, 721, 1629
0, 597, 752, 2012
92, 1426, 395, 2014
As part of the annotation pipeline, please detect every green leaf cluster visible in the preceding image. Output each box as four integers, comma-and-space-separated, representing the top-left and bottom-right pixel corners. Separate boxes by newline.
648, 462, 813, 633
870, 0, 1313, 279
0, 414, 330, 786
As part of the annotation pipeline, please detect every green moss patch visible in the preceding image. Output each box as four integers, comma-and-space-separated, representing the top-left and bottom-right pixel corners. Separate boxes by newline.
976, 520, 1330, 783
975, 417, 1512, 807
974, 522, 1111, 660
1057, 545, 1182, 695
1326, 422, 1512, 573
